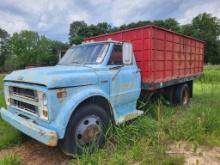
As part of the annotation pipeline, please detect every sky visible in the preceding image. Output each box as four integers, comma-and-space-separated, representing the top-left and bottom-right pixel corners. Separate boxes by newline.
0, 0, 220, 42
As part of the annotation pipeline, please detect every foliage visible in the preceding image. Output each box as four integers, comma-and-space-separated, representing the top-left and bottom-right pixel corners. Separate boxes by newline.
117, 18, 180, 32
69, 22, 112, 45
0, 29, 9, 41
69, 21, 87, 45
3, 31, 68, 71
0, 28, 10, 69
153, 18, 181, 32
181, 13, 220, 64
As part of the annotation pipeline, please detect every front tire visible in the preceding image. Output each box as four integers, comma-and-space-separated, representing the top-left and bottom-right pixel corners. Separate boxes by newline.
59, 104, 110, 156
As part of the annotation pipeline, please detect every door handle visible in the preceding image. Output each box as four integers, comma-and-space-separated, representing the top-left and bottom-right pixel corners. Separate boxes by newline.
133, 69, 140, 74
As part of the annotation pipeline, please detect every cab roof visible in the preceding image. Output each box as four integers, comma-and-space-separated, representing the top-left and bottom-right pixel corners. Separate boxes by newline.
71, 40, 126, 47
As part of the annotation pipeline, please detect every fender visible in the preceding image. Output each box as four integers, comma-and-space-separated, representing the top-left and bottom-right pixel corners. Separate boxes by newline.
53, 86, 115, 138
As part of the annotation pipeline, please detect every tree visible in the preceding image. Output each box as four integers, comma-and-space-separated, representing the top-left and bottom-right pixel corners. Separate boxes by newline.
69, 21, 113, 45
4, 30, 60, 70
0, 28, 9, 42
35, 36, 57, 65
181, 13, 220, 63
5, 31, 40, 69
69, 21, 87, 45
0, 28, 10, 68
153, 18, 180, 32
96, 22, 112, 34
115, 19, 180, 32
51, 40, 69, 61
117, 20, 152, 31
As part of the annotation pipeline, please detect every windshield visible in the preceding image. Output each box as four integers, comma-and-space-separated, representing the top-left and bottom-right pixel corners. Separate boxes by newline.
58, 43, 109, 65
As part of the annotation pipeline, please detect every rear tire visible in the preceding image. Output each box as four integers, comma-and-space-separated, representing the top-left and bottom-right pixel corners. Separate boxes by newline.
174, 84, 190, 105
59, 104, 110, 156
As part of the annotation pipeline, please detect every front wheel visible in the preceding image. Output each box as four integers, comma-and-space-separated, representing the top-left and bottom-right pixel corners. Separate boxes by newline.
59, 104, 110, 156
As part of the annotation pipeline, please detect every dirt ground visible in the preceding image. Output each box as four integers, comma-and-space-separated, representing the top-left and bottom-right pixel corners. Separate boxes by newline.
167, 141, 220, 165
0, 140, 70, 165
0, 140, 219, 165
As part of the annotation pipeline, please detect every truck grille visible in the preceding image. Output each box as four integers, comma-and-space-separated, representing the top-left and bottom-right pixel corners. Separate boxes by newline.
8, 86, 39, 115
10, 99, 38, 115
9, 86, 38, 101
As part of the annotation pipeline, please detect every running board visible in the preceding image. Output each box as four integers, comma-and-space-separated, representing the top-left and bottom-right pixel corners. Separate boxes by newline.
116, 110, 143, 124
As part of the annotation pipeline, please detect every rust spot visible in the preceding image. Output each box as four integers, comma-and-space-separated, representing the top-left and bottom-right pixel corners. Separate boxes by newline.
46, 133, 58, 146
83, 125, 99, 143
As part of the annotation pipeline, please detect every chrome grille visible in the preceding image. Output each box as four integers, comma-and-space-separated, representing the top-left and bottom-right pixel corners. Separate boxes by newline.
8, 86, 39, 115
9, 86, 38, 101
10, 99, 38, 115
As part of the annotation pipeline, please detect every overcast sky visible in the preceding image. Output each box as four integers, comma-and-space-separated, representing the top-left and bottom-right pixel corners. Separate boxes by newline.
0, 0, 220, 42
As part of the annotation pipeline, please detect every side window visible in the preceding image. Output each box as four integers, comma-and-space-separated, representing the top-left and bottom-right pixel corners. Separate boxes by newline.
108, 45, 123, 65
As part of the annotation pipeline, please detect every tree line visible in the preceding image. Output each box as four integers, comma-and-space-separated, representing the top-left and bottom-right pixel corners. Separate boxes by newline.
0, 30, 68, 72
0, 12, 220, 72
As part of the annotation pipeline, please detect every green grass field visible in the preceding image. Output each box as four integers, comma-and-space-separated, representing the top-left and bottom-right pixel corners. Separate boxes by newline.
0, 66, 220, 164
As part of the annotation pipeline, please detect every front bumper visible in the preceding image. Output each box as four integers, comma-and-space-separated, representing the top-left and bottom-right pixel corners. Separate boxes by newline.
0, 107, 58, 146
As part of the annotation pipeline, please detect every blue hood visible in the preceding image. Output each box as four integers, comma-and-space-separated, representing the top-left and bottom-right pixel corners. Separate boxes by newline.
4, 65, 98, 88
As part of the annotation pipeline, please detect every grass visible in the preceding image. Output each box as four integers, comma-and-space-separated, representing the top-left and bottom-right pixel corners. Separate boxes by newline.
70, 65, 220, 164
0, 65, 220, 164
0, 155, 21, 165
0, 74, 26, 150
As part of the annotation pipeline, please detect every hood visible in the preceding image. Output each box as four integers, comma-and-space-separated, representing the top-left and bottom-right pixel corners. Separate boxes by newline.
4, 65, 98, 88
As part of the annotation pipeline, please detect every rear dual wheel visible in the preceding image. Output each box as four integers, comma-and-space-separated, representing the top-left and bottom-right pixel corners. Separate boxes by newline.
174, 84, 190, 105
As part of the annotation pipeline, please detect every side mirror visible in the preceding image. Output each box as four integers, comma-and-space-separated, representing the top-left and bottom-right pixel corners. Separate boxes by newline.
122, 43, 133, 65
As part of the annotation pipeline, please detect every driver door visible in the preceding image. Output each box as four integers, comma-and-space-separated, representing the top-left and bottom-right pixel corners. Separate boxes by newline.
108, 44, 141, 107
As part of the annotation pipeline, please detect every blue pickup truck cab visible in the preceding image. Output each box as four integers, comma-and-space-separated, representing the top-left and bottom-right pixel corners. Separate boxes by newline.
0, 41, 143, 155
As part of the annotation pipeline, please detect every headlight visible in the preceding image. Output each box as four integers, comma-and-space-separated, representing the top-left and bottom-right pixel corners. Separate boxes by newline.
38, 91, 49, 120
42, 93, 47, 106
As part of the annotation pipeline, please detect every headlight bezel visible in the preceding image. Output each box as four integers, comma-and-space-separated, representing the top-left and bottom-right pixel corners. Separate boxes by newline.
38, 91, 49, 121
42, 93, 48, 106
3, 85, 10, 106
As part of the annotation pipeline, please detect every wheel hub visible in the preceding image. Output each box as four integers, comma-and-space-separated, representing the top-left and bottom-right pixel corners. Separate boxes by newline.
82, 124, 99, 144
182, 90, 188, 105
75, 115, 102, 148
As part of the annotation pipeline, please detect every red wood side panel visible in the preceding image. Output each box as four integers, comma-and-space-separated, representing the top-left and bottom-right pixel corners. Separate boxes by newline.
85, 26, 204, 85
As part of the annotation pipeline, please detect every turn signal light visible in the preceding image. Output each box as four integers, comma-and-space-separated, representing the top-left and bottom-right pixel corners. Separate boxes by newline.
57, 89, 67, 99
43, 110, 48, 118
